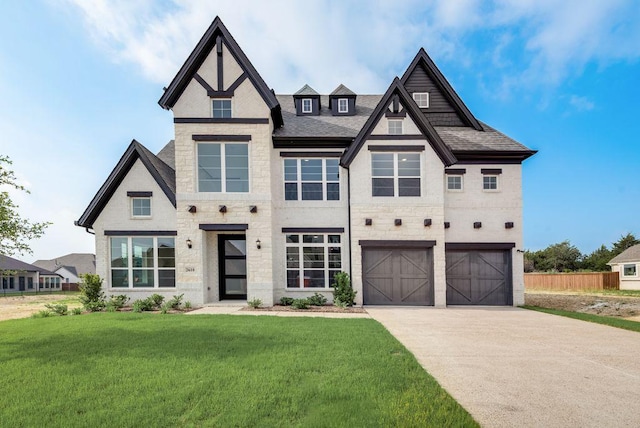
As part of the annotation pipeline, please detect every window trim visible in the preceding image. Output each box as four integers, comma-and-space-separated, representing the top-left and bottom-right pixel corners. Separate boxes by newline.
446, 175, 464, 192
413, 92, 430, 108
371, 152, 422, 197
131, 197, 152, 218
285, 233, 342, 289
301, 98, 313, 113
623, 264, 637, 277
212, 98, 232, 118
109, 236, 176, 289
482, 174, 499, 192
337, 98, 349, 113
283, 158, 340, 201
388, 119, 403, 135
197, 142, 250, 193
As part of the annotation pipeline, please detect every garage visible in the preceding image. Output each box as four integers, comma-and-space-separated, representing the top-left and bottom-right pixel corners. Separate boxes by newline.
361, 240, 434, 305
445, 243, 513, 305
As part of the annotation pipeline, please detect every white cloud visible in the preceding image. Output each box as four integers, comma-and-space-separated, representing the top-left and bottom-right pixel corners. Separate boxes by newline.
569, 95, 595, 112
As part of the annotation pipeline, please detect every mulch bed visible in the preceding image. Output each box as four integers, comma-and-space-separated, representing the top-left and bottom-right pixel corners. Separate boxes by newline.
241, 305, 366, 313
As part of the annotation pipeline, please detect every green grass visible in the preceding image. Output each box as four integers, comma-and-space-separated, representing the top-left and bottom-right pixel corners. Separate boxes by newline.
522, 306, 640, 333
0, 313, 477, 427
600, 289, 640, 297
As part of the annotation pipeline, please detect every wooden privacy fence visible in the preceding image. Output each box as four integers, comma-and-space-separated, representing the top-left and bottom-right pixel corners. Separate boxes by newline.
525, 272, 619, 291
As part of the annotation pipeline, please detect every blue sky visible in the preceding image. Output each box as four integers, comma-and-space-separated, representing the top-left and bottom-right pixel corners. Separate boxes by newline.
1, 0, 639, 263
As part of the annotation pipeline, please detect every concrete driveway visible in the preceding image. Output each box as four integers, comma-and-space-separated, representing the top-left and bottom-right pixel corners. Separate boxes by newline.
367, 307, 640, 428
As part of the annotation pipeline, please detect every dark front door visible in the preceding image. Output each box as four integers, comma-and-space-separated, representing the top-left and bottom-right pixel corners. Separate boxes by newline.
362, 248, 434, 305
446, 250, 512, 305
18, 277, 25, 291
218, 235, 247, 300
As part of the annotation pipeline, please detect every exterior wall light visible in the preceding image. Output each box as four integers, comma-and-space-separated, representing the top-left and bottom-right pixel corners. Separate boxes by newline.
256, 239, 261, 249
187, 205, 197, 213
186, 239, 192, 249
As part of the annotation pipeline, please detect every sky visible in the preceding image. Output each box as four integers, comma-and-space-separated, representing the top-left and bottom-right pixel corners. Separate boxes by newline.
1, 0, 639, 263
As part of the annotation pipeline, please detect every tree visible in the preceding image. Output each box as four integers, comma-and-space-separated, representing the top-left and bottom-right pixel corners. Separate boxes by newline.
0, 155, 50, 256
525, 240, 582, 272
581, 245, 612, 272
610, 233, 639, 259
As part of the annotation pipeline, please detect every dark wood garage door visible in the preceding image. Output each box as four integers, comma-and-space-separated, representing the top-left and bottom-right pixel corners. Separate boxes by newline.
363, 248, 434, 305
446, 249, 512, 305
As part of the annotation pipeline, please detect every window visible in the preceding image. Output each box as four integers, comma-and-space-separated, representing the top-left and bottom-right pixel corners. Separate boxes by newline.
483, 175, 498, 191
338, 98, 349, 113
413, 92, 430, 108
302, 98, 312, 113
371, 153, 421, 197
286, 234, 341, 288
212, 99, 232, 118
284, 158, 339, 201
447, 175, 463, 191
110, 237, 176, 288
131, 197, 151, 217
198, 143, 249, 192
28, 277, 33, 289
623, 264, 637, 277
388, 120, 403, 135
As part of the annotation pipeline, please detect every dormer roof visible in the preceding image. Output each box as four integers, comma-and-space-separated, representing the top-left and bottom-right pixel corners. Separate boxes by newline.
294, 84, 320, 97
330, 84, 356, 97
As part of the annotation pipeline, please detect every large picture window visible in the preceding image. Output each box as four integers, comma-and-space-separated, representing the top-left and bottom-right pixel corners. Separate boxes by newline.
198, 143, 249, 192
285, 234, 341, 288
110, 237, 176, 288
371, 152, 421, 197
623, 264, 637, 277
284, 158, 339, 201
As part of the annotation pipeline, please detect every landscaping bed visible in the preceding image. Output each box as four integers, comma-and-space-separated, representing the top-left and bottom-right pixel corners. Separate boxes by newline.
525, 292, 640, 321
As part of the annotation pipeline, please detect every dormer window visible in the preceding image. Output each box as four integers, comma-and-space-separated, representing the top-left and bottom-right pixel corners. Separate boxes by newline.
338, 98, 349, 113
302, 99, 312, 113
388, 120, 403, 135
413, 92, 429, 108
212, 99, 232, 118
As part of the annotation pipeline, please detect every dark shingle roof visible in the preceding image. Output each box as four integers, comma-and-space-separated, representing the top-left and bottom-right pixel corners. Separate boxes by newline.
1, 255, 58, 275
157, 140, 175, 169
33, 253, 96, 276
294, 84, 320, 96
609, 244, 640, 264
435, 122, 532, 152
330, 84, 356, 96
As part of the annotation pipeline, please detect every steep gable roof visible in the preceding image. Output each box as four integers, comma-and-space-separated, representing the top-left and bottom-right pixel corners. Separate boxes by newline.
608, 244, 640, 265
400, 48, 483, 131
0, 255, 58, 275
330, 84, 356, 97
158, 17, 282, 126
294, 84, 320, 96
341, 77, 457, 167
75, 140, 176, 229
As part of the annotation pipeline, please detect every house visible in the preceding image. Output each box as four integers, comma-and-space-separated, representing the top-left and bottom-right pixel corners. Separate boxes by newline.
33, 253, 96, 291
608, 244, 640, 290
75, 17, 536, 307
0, 255, 63, 292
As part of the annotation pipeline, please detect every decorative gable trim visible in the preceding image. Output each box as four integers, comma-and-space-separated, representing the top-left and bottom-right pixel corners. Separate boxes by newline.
341, 78, 457, 167
400, 48, 483, 131
158, 17, 283, 127
75, 140, 176, 229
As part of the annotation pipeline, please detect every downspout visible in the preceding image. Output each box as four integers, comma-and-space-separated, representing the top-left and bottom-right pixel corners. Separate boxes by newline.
84, 228, 95, 235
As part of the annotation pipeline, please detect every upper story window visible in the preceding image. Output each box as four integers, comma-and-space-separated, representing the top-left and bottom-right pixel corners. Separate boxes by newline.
198, 143, 249, 193
212, 99, 232, 118
413, 92, 430, 108
388, 120, 403, 135
284, 158, 339, 201
131, 197, 151, 217
338, 98, 349, 113
481, 169, 502, 191
302, 98, 313, 113
623, 264, 637, 277
285, 233, 341, 289
371, 152, 421, 197
447, 175, 463, 191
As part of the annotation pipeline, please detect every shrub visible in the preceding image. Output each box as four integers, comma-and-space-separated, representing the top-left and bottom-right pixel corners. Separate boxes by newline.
279, 297, 294, 306
31, 310, 52, 319
166, 294, 184, 310
109, 295, 129, 310
149, 294, 165, 308
307, 293, 327, 306
160, 303, 170, 314
247, 298, 262, 309
184, 301, 192, 309
70, 307, 83, 316
333, 272, 356, 307
44, 303, 68, 316
78, 274, 106, 312
291, 298, 310, 309
132, 298, 155, 313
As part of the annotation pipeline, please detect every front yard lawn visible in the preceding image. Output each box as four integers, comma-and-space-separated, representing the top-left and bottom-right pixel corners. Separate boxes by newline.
0, 313, 476, 427
522, 306, 640, 333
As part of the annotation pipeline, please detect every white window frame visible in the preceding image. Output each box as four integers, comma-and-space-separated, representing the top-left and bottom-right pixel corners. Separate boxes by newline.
212, 99, 232, 118
447, 175, 464, 192
302, 98, 313, 113
482, 175, 499, 192
283, 158, 340, 201
388, 119, 403, 135
623, 264, 637, 277
285, 234, 342, 289
413, 92, 430, 108
197, 143, 249, 193
371, 152, 422, 197
131, 197, 151, 218
338, 98, 349, 113
109, 236, 176, 289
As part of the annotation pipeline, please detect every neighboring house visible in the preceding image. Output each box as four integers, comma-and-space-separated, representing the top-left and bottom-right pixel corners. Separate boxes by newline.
33, 253, 96, 290
608, 245, 640, 290
76, 17, 536, 307
0, 255, 62, 292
